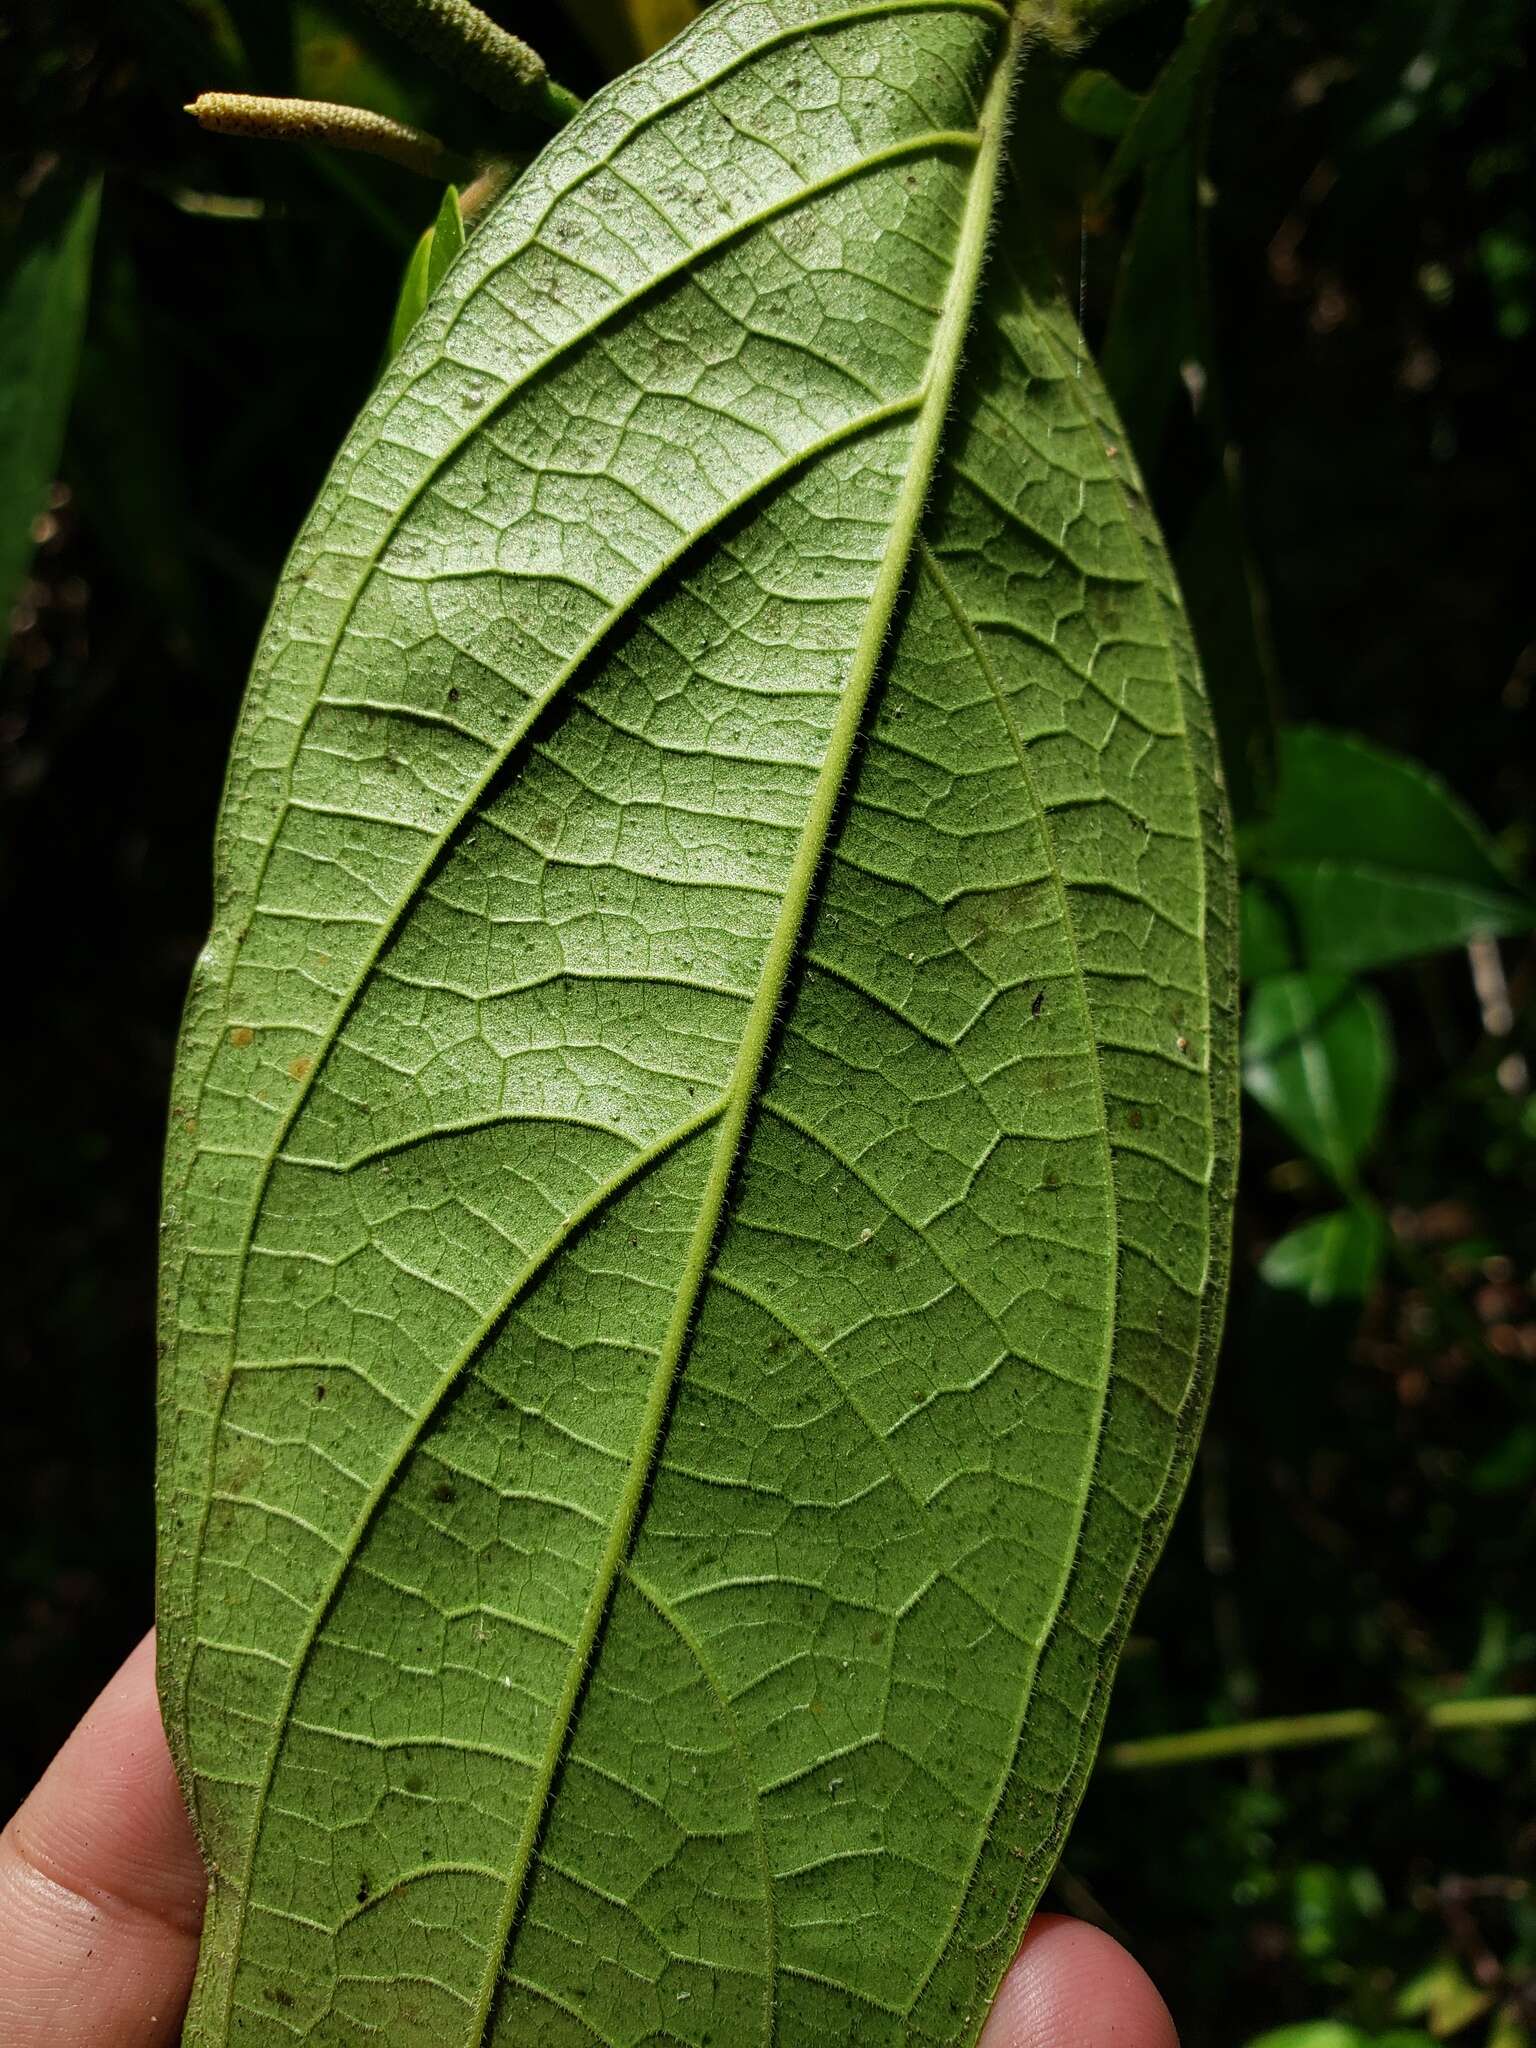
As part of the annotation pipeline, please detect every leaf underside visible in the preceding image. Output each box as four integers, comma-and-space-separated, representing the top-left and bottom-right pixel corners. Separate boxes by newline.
157, 3, 1238, 2042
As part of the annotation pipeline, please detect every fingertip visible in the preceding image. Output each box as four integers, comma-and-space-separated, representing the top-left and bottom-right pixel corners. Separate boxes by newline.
7, 1631, 204, 1937
0, 1630, 206, 2047
978, 1913, 1179, 2048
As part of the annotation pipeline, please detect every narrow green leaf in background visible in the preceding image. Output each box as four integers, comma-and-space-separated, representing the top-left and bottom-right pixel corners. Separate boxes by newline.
1260, 1203, 1387, 1306
157, 2, 1238, 2041
425, 179, 465, 290
1244, 2029, 1438, 2048
1243, 2025, 1372, 2048
0, 167, 100, 634
386, 182, 464, 361
1242, 725, 1535, 976
1244, 972, 1392, 1188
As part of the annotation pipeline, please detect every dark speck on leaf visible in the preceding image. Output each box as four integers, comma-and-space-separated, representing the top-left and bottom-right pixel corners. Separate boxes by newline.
432, 1481, 458, 1505
1031, 988, 1047, 1017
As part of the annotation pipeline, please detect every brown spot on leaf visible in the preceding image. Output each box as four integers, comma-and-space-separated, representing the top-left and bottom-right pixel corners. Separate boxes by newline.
228, 1026, 254, 1049
288, 1055, 313, 1081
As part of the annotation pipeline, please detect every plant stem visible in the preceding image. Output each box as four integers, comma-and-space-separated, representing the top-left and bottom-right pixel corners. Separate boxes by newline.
186, 94, 472, 182
360, 0, 582, 126
1103, 1695, 1536, 1771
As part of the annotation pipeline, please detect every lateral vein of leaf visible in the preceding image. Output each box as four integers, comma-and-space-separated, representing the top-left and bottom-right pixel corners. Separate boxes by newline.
501, 1972, 614, 2044
286, 1101, 727, 1175
466, 26, 1021, 2043
708, 1270, 934, 1520
752, 1096, 1018, 1346
202, 1092, 726, 2040
619, 1566, 777, 2030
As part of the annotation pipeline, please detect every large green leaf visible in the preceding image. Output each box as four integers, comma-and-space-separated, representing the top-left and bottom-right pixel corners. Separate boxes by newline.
1243, 972, 1391, 1189
1241, 725, 1535, 976
0, 167, 100, 634
157, 3, 1238, 2041
1260, 1202, 1386, 1306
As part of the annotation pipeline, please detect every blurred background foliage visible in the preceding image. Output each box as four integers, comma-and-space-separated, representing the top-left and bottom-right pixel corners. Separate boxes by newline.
1, 1, 1532, 2041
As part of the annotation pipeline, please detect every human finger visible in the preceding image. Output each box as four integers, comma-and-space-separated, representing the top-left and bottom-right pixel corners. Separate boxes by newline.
977, 1910, 1180, 2047
0, 1631, 206, 2048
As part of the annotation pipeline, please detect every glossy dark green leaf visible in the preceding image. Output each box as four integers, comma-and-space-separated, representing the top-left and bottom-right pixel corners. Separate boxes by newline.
1091, 0, 1279, 832
1098, 0, 1231, 467
1260, 1202, 1386, 1306
0, 168, 100, 633
1240, 878, 1298, 982
1242, 725, 1534, 976
1174, 473, 1280, 825
157, 4, 1238, 2041
1244, 972, 1391, 1188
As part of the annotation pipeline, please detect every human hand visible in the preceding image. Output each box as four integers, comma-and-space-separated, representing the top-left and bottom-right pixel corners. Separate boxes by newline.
0, 1636, 1177, 2046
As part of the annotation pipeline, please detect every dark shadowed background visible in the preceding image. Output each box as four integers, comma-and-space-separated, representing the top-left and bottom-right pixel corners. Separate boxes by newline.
3, 3, 1532, 2042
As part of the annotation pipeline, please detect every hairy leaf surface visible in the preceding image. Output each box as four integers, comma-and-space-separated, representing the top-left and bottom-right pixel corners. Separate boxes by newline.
158, 3, 1237, 2041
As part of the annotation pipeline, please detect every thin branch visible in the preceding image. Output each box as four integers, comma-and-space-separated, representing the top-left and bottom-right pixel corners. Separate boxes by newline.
360, 0, 582, 126
1103, 1695, 1536, 1772
186, 94, 472, 182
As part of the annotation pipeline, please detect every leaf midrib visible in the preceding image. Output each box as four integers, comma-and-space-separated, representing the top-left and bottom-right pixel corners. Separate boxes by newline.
466, 24, 1023, 2040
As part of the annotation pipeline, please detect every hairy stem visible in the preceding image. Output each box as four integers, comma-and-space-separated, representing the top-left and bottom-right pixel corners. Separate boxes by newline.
360, 0, 582, 124
1104, 1695, 1536, 1771
186, 94, 472, 181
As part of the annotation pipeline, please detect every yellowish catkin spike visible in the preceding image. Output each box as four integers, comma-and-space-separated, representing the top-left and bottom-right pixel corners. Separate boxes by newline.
185, 93, 471, 182
362, 0, 582, 123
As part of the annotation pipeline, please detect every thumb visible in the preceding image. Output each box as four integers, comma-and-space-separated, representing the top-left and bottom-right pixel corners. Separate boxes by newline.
0, 1632, 206, 2048
979, 1912, 1180, 2048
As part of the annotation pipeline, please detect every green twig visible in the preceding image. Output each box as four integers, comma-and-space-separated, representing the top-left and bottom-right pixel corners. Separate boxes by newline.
187, 94, 472, 183
360, 0, 582, 126
1103, 1695, 1536, 1771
